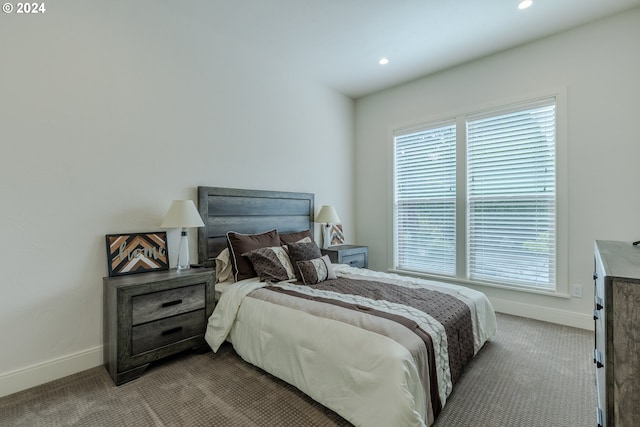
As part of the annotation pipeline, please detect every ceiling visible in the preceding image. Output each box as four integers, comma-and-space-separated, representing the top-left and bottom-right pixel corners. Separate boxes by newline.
197, 0, 640, 99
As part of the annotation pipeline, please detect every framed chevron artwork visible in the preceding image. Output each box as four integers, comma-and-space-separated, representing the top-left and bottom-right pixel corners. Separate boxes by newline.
329, 224, 345, 246
105, 232, 169, 277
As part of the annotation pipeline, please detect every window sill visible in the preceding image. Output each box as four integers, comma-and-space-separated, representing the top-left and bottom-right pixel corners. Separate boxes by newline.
387, 268, 570, 299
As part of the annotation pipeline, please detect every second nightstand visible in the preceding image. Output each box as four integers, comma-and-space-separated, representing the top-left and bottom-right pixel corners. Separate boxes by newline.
321, 245, 368, 268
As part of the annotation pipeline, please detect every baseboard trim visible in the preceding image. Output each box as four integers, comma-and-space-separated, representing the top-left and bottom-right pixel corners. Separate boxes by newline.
490, 297, 593, 331
0, 346, 103, 398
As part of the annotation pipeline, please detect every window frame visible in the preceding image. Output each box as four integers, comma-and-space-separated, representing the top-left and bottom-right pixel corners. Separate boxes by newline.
389, 89, 568, 297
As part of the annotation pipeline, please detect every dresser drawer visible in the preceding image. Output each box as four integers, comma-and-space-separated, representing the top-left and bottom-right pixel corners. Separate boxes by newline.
132, 284, 205, 325
131, 309, 205, 355
342, 253, 366, 268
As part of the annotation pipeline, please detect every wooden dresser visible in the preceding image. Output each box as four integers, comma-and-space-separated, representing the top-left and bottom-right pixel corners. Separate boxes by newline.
103, 268, 215, 385
593, 240, 640, 427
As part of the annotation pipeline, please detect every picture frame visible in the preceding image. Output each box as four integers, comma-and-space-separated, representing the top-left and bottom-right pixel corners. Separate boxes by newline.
330, 224, 345, 246
105, 232, 169, 277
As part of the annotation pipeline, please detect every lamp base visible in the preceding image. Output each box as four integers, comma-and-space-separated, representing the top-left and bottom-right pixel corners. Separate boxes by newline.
176, 229, 190, 271
322, 224, 331, 249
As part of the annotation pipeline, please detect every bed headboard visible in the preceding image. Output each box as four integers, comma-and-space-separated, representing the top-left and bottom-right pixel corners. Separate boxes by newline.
197, 186, 315, 267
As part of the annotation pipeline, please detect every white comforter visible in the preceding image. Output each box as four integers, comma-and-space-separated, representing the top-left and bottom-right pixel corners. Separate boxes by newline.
205, 265, 496, 427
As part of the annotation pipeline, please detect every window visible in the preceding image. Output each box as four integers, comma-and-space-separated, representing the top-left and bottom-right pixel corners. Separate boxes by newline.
393, 97, 558, 291
394, 120, 456, 276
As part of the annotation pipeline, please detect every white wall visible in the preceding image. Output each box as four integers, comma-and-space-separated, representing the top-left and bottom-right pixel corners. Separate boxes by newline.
0, 1, 354, 396
355, 9, 640, 330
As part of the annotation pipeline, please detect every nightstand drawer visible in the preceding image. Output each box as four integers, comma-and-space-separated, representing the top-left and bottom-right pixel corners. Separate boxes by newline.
322, 245, 368, 269
132, 284, 205, 325
131, 309, 205, 355
342, 253, 366, 268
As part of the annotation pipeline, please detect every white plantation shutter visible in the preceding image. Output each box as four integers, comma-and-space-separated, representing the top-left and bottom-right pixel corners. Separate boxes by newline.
466, 99, 556, 289
393, 121, 456, 276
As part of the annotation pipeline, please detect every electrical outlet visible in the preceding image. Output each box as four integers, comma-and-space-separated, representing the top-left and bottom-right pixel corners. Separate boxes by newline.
571, 284, 583, 298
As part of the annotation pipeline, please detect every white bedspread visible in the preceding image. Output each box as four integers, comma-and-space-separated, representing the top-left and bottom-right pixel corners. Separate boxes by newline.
205, 265, 496, 427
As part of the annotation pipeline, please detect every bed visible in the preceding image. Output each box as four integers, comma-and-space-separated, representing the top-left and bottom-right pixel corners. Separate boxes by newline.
197, 186, 497, 427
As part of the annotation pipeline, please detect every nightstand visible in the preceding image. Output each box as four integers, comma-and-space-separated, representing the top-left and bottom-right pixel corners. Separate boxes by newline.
103, 268, 215, 385
321, 245, 368, 268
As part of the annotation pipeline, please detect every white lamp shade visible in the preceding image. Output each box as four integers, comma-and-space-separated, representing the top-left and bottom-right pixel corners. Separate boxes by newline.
161, 200, 205, 228
316, 205, 341, 224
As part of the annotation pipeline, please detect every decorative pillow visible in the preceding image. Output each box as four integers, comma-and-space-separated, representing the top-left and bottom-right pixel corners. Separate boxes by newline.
297, 255, 336, 285
279, 230, 314, 245
227, 229, 281, 282
286, 241, 323, 280
243, 246, 296, 282
214, 248, 233, 283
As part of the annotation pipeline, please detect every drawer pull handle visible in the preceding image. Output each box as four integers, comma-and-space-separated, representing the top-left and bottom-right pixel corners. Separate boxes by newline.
593, 349, 604, 368
162, 299, 182, 308
161, 327, 183, 336
595, 296, 603, 311
593, 273, 598, 280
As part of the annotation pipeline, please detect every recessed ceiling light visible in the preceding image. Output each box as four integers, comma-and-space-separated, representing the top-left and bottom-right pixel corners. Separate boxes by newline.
518, 0, 533, 9
378, 57, 389, 65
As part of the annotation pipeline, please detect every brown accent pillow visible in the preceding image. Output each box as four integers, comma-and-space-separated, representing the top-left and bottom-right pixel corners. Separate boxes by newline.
227, 230, 281, 281
279, 230, 314, 245
297, 255, 336, 285
287, 241, 322, 280
243, 246, 296, 282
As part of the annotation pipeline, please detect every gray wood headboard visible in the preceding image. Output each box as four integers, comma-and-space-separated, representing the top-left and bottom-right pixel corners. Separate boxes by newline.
197, 186, 315, 267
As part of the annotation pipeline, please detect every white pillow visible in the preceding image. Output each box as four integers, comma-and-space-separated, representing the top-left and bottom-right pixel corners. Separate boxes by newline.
215, 248, 233, 283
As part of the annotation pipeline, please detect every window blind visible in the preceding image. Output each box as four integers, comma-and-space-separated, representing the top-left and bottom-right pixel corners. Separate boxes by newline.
394, 121, 456, 276
466, 99, 556, 289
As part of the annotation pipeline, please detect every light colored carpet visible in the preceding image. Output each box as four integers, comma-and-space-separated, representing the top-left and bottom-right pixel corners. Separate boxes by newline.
433, 314, 595, 427
0, 313, 595, 426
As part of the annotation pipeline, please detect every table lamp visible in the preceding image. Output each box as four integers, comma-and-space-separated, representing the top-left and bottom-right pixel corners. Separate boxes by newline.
315, 205, 341, 249
161, 200, 205, 270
